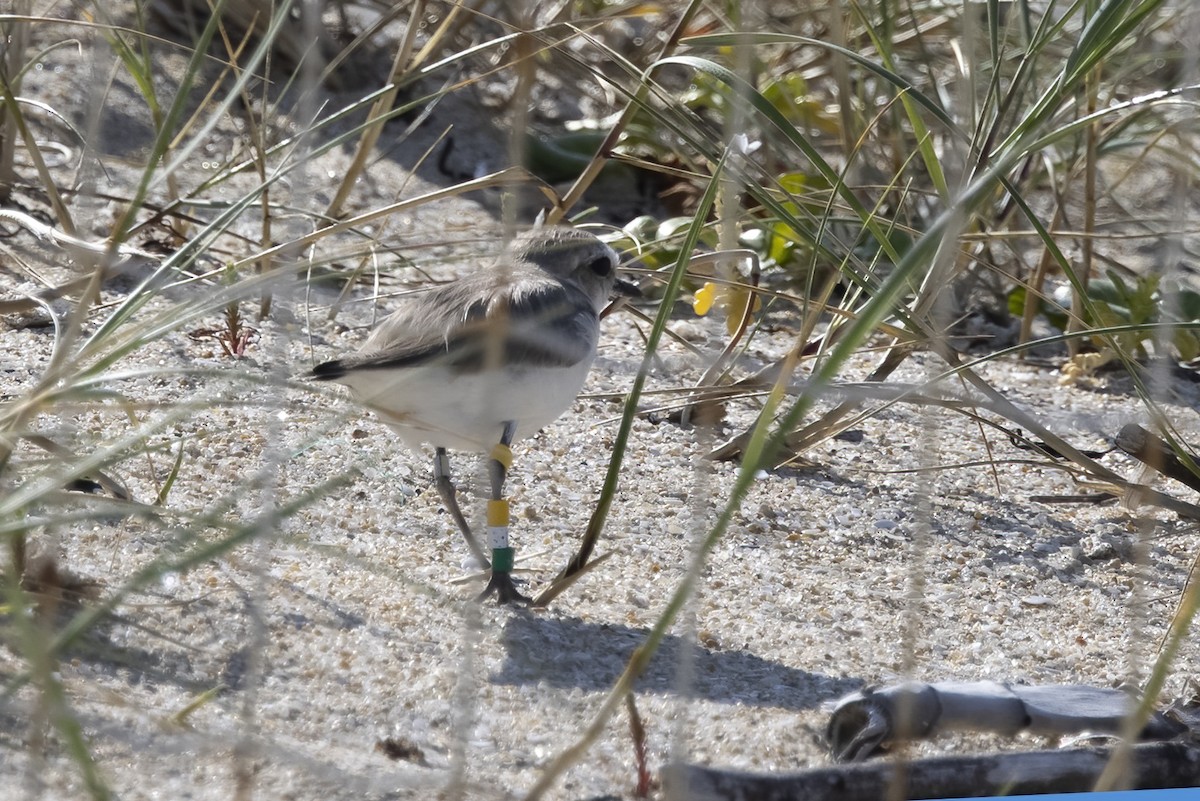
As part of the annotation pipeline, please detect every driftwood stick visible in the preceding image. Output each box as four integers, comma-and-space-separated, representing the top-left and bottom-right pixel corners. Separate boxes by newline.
665, 743, 1200, 801
826, 681, 1187, 762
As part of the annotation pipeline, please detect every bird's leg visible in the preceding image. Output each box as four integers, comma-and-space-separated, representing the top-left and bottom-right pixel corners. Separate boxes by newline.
479, 422, 531, 605
433, 448, 490, 569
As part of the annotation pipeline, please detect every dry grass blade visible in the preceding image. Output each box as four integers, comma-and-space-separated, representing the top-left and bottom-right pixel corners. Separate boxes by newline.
4, 1, 1200, 798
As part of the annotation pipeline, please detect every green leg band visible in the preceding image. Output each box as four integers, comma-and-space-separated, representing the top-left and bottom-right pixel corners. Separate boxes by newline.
491, 547, 515, 573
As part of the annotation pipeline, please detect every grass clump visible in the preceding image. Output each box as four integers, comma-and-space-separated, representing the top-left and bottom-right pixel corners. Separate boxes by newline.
1, 1, 1199, 798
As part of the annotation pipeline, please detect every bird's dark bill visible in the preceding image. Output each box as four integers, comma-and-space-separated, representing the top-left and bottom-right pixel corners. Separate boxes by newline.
613, 277, 641, 298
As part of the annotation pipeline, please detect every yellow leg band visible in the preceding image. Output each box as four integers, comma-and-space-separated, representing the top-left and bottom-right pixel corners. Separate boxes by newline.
487, 499, 510, 527
490, 443, 513, 470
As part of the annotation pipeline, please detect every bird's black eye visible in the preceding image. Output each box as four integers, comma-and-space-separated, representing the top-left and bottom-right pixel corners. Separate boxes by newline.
586, 256, 614, 277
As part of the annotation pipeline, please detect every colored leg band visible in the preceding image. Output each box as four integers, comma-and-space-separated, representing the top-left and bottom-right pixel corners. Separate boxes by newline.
490, 443, 513, 470
487, 500, 510, 548
488, 526, 509, 549
487, 499, 510, 526
491, 546, 515, 572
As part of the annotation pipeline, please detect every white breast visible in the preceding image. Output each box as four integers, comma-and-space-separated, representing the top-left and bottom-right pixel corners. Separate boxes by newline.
336, 357, 596, 452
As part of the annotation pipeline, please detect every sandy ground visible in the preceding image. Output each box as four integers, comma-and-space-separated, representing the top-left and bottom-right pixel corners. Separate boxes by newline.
3, 4, 1200, 800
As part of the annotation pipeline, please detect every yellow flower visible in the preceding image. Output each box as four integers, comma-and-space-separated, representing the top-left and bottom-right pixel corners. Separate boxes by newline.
693, 281, 761, 335
693, 282, 717, 316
